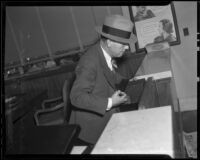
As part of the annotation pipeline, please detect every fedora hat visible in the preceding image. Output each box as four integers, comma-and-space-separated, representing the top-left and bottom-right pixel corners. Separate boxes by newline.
95, 15, 137, 46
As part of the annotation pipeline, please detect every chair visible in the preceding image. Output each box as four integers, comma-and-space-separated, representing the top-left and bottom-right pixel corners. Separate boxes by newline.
34, 72, 75, 126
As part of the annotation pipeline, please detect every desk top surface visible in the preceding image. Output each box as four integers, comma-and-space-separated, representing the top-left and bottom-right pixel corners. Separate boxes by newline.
91, 106, 174, 157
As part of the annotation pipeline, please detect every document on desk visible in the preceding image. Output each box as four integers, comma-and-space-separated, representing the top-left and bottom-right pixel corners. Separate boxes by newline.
91, 106, 174, 158
130, 70, 172, 81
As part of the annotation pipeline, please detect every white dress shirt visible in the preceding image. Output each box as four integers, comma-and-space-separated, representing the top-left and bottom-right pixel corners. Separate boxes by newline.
101, 45, 114, 71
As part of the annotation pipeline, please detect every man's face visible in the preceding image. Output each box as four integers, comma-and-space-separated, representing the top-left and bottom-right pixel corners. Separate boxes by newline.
107, 39, 129, 58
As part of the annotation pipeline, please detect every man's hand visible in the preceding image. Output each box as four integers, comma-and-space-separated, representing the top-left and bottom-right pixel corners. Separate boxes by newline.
111, 90, 130, 107
123, 95, 131, 104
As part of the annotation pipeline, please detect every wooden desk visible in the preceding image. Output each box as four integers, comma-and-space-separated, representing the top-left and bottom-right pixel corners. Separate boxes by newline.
138, 77, 184, 157
6, 124, 80, 154
91, 106, 174, 157
5, 90, 47, 123
91, 76, 184, 157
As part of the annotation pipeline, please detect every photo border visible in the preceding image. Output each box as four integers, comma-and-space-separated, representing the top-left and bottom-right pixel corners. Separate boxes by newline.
129, 2, 181, 52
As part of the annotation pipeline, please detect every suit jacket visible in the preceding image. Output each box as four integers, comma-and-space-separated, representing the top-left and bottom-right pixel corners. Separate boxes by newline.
69, 42, 124, 144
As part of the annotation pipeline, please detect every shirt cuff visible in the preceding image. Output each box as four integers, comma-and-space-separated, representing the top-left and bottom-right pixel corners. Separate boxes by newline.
106, 98, 112, 111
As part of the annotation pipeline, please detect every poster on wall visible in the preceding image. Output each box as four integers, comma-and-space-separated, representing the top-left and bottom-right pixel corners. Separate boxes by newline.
129, 2, 180, 52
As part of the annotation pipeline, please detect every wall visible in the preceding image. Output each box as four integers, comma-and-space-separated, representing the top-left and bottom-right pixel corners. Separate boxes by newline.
5, 6, 122, 65
5, 4, 197, 110
171, 2, 197, 110
122, 2, 197, 110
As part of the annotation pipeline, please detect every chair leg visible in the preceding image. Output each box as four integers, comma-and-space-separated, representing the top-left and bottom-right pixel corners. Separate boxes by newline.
82, 144, 94, 154
73, 138, 90, 146
70, 138, 94, 154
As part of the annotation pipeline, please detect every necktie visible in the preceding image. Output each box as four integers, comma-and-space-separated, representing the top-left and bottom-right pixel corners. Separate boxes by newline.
111, 59, 117, 73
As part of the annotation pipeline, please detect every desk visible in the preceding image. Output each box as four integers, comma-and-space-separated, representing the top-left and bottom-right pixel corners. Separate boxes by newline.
91, 106, 174, 157
5, 90, 47, 152
138, 77, 184, 157
6, 124, 80, 154
5, 90, 47, 123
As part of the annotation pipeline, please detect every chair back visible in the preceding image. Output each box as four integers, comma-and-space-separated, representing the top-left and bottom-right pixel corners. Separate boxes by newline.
34, 72, 76, 126
62, 72, 76, 123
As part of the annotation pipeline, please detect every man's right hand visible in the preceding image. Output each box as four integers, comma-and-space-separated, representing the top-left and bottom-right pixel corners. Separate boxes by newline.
111, 90, 129, 107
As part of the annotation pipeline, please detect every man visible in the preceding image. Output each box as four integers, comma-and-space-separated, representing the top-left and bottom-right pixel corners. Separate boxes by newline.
69, 15, 137, 145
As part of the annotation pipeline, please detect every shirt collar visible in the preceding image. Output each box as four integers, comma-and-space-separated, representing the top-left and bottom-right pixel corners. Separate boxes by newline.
100, 44, 113, 71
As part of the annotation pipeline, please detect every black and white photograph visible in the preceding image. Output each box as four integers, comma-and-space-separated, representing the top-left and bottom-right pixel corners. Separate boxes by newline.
2, 1, 198, 159
129, 3, 181, 51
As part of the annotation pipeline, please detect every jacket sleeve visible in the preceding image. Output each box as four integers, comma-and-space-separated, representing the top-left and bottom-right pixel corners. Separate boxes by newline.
70, 57, 108, 116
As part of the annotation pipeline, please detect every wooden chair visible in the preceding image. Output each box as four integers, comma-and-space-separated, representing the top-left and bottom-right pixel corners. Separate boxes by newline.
34, 72, 75, 126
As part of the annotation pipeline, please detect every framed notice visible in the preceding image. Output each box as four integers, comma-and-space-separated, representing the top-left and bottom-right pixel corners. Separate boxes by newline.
129, 2, 180, 52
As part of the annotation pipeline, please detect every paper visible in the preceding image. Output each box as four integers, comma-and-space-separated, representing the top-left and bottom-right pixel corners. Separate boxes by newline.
130, 70, 172, 81
70, 146, 87, 154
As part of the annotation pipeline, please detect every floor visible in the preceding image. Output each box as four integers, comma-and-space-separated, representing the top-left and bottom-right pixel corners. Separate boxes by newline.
181, 110, 197, 158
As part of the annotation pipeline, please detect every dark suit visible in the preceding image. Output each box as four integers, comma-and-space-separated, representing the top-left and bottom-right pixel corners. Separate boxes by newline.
69, 42, 125, 144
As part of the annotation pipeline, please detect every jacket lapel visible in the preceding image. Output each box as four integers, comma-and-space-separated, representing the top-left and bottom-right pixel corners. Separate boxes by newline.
97, 44, 116, 90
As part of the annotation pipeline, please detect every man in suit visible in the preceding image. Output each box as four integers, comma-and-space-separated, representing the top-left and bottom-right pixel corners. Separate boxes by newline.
69, 15, 137, 146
